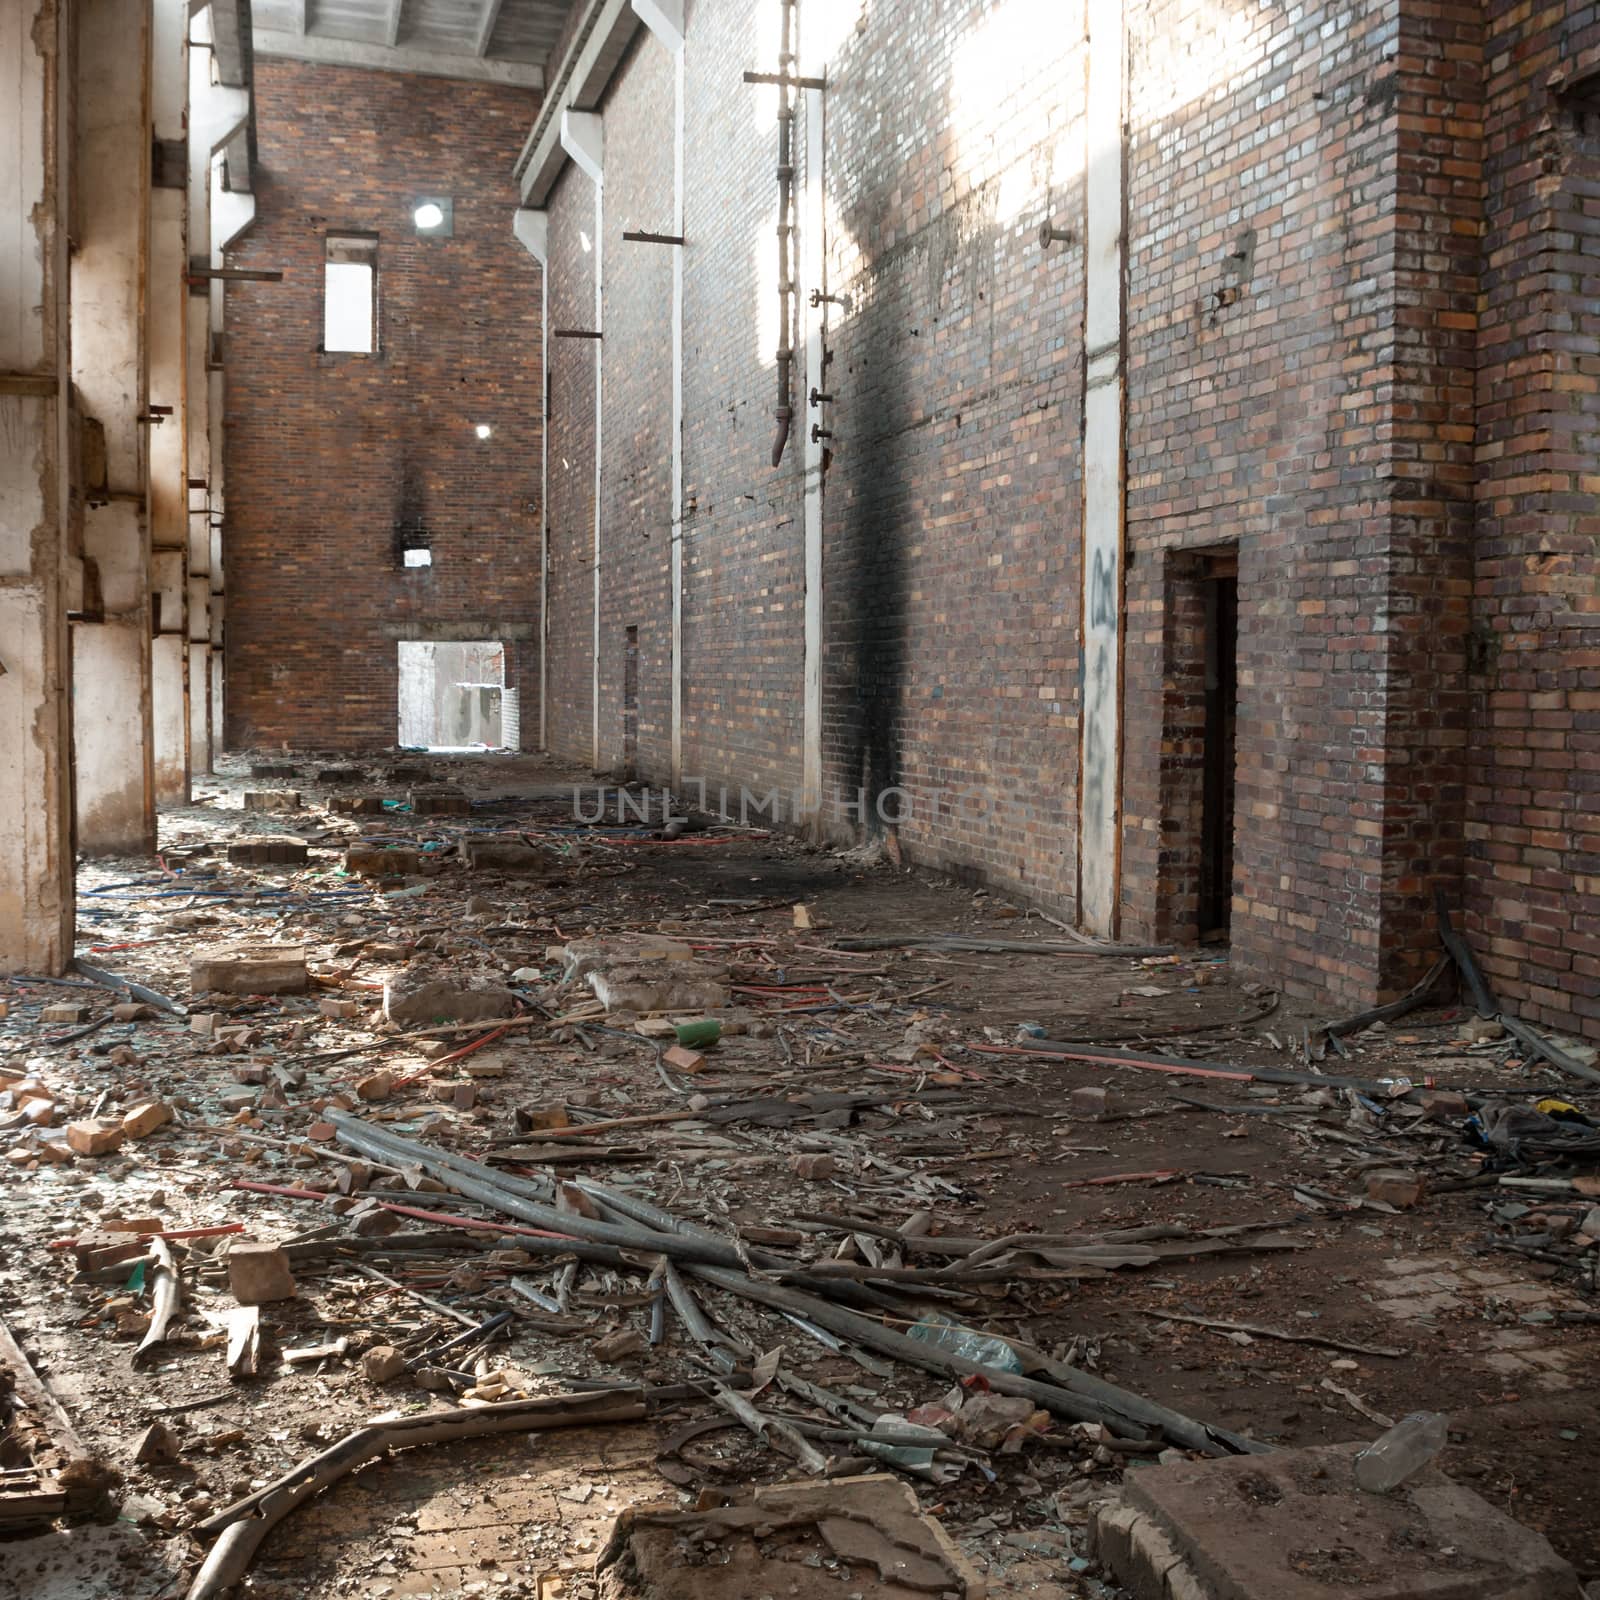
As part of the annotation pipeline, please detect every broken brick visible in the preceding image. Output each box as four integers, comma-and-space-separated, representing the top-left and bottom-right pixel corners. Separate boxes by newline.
243, 790, 301, 811
1366, 1170, 1426, 1208
67, 1119, 126, 1158
226, 1241, 298, 1305
121, 1102, 173, 1139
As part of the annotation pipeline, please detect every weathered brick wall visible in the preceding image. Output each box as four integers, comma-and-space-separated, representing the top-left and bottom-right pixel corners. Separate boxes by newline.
544, 139, 599, 766
818, 0, 1083, 891
677, 0, 809, 805
595, 32, 674, 780
1470, 0, 1600, 1038
1121, 0, 1480, 1013
223, 59, 543, 750
510, 0, 1596, 1035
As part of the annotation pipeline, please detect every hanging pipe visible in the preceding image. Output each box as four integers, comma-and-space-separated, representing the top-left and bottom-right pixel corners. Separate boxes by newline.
771, 0, 797, 467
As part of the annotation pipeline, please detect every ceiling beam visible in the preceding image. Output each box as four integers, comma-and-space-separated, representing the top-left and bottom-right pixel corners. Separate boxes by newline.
383, 0, 404, 47
473, 0, 504, 56
253, 27, 544, 86
284, 0, 306, 33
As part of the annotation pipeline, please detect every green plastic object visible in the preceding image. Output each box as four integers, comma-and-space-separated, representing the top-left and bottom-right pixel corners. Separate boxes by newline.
674, 1019, 722, 1048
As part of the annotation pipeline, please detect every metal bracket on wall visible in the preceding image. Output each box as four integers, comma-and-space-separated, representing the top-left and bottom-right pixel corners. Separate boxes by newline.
553, 329, 604, 339
743, 69, 827, 89
622, 230, 684, 245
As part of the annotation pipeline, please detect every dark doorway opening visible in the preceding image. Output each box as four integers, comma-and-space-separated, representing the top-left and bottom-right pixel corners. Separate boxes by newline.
622, 625, 639, 779
1198, 566, 1237, 939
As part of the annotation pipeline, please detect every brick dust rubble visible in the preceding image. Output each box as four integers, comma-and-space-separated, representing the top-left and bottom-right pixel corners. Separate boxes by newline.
4, 752, 1600, 1600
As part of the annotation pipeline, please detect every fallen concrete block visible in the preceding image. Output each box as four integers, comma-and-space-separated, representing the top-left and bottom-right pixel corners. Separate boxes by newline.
790, 1153, 838, 1181
329, 794, 387, 814
227, 837, 309, 866
250, 762, 298, 778
190, 1012, 219, 1036
383, 966, 517, 1027
1090, 1439, 1581, 1600
120, 1102, 173, 1139
110, 1002, 157, 1022
343, 846, 422, 877
459, 837, 554, 873
227, 1241, 298, 1305
586, 960, 729, 1014
1418, 1091, 1470, 1124
361, 1345, 406, 1383
561, 934, 696, 979
409, 787, 470, 816
318, 997, 362, 1020
1070, 1084, 1119, 1120
191, 944, 308, 996
599, 1474, 984, 1598
593, 1328, 647, 1363
1366, 1169, 1425, 1208
40, 1003, 89, 1025
67, 1119, 126, 1158
243, 790, 302, 812
132, 1421, 181, 1465
316, 766, 366, 783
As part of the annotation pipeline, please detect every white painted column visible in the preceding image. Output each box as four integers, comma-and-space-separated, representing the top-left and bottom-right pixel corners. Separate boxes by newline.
1078, 0, 1127, 936
513, 206, 550, 752
72, 0, 157, 855
149, 0, 190, 802
0, 0, 75, 971
798, 8, 826, 828
560, 109, 604, 772
631, 0, 686, 792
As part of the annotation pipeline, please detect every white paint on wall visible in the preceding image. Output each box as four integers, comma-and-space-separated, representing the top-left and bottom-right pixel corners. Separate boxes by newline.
1079, 0, 1126, 936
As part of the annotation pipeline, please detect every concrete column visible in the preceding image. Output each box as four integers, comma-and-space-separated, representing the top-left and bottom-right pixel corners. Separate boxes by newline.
72, 0, 157, 855
512, 207, 550, 752
185, 10, 251, 776
149, 0, 189, 801
560, 108, 604, 771
1078, 0, 1127, 936
798, 4, 825, 827
634, 0, 685, 795
0, 0, 76, 971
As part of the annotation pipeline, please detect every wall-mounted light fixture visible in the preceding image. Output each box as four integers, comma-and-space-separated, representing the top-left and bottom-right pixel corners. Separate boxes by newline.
413, 198, 453, 237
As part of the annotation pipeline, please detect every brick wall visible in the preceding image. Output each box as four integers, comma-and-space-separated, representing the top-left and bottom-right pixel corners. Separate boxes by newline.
543, 128, 599, 765
223, 59, 543, 750
596, 31, 674, 781
1470, 0, 1600, 1038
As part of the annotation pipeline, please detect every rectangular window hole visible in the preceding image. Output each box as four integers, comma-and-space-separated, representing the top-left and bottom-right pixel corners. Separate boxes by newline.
325, 233, 377, 353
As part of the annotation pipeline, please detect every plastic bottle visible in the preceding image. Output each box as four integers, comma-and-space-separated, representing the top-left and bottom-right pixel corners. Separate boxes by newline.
1353, 1411, 1448, 1493
906, 1318, 1025, 1374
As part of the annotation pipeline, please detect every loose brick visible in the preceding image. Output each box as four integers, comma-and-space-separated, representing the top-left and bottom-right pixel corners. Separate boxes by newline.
227, 1241, 298, 1305
67, 1120, 126, 1157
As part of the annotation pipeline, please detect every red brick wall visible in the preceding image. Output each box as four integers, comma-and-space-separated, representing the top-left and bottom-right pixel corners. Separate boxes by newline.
1470, 0, 1600, 1038
1121, 0, 1479, 1013
223, 59, 544, 750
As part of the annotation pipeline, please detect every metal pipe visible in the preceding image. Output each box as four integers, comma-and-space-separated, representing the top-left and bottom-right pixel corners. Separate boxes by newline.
770, 0, 796, 468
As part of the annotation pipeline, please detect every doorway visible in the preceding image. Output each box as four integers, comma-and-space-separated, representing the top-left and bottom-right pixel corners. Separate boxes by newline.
397, 640, 507, 750
622, 625, 639, 779
1198, 566, 1238, 939
1157, 546, 1239, 943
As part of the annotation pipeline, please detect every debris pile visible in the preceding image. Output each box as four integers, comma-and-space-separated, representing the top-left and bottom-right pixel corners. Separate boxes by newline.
3, 753, 1600, 1597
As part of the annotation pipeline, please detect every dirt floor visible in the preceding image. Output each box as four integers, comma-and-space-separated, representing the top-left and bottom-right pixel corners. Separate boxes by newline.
4, 751, 1600, 1598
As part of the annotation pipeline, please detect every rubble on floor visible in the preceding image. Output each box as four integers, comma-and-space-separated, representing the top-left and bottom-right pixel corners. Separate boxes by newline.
3, 751, 1600, 1599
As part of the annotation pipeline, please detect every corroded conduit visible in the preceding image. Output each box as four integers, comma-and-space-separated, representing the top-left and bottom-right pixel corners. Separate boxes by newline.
771, 0, 797, 467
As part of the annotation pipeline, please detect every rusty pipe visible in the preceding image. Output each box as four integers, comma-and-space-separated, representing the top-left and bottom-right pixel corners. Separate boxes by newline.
771, 0, 797, 468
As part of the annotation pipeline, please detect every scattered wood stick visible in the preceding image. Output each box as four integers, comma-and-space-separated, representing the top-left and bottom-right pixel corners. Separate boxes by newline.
1133, 1308, 1405, 1358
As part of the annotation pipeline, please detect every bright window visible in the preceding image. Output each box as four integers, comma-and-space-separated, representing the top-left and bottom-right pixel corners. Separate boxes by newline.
324, 235, 377, 353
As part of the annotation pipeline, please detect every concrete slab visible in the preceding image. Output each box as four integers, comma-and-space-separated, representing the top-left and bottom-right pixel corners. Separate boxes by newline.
1091, 1441, 1581, 1600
